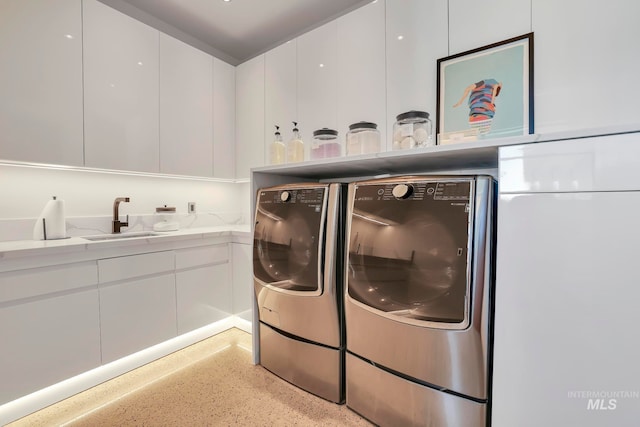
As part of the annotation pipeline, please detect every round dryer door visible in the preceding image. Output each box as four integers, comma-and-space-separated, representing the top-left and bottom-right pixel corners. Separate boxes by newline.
348, 178, 474, 324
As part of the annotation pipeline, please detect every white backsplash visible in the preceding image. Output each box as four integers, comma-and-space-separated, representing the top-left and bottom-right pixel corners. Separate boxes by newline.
0, 164, 251, 242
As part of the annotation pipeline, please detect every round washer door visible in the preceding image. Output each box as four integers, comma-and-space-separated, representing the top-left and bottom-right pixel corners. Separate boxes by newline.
254, 187, 326, 293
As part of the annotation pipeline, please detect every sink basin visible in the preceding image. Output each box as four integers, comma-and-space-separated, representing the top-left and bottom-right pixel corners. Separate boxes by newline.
82, 231, 160, 241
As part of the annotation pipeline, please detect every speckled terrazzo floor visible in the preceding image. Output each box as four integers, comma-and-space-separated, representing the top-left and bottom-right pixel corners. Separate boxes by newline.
9, 328, 372, 426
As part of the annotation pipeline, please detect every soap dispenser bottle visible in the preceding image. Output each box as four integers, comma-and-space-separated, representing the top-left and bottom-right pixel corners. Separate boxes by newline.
287, 121, 304, 163
269, 125, 285, 164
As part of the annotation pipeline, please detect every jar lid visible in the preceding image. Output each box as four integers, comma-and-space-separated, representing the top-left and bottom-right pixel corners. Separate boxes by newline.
313, 128, 338, 137
396, 110, 430, 121
156, 205, 176, 213
348, 121, 378, 131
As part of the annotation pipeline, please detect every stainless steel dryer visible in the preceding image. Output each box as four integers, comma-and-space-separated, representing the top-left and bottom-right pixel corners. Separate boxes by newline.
344, 175, 496, 426
253, 182, 344, 403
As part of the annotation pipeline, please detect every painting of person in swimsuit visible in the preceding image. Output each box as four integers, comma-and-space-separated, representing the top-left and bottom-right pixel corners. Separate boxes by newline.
453, 79, 502, 135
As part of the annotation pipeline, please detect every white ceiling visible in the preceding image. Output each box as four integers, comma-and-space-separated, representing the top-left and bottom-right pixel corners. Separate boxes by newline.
103, 0, 371, 65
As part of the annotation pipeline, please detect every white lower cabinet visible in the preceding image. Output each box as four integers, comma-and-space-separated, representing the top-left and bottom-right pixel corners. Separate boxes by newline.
98, 251, 177, 363
232, 243, 253, 322
176, 264, 230, 334
175, 245, 231, 334
0, 263, 100, 405
0, 238, 248, 410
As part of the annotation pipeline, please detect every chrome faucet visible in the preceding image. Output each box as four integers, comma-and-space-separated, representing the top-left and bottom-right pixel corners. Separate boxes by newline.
112, 197, 130, 233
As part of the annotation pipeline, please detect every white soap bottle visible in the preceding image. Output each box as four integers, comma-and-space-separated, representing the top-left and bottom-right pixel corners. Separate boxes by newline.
287, 121, 304, 163
269, 125, 285, 165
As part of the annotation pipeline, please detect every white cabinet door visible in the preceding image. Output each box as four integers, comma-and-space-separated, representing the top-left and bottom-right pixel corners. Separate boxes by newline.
232, 243, 253, 322
159, 33, 213, 177
99, 273, 177, 363
449, 0, 531, 54
175, 245, 230, 334
385, 0, 448, 150
265, 41, 298, 162
0, 289, 100, 404
235, 54, 265, 180
532, 0, 640, 133
493, 192, 640, 426
83, 0, 159, 173
213, 58, 236, 179
176, 263, 231, 334
98, 250, 176, 363
0, 0, 83, 166
336, 0, 386, 150
297, 21, 339, 148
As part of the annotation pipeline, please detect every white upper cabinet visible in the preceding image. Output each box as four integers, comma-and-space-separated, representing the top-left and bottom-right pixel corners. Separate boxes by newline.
265, 40, 298, 162
159, 33, 213, 177
83, 0, 159, 173
213, 58, 236, 179
336, 0, 387, 150
532, 0, 640, 133
235, 54, 265, 179
449, 0, 531, 54
385, 0, 448, 151
0, 0, 83, 166
297, 22, 339, 147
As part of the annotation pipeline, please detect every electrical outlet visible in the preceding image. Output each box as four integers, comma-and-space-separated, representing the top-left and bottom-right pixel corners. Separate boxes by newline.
188, 202, 196, 213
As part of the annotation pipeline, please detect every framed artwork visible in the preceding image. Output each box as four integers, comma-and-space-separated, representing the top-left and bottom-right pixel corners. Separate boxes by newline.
436, 33, 534, 144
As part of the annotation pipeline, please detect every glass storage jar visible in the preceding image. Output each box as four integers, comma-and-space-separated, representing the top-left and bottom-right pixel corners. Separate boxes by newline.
392, 110, 433, 150
153, 205, 179, 232
346, 121, 380, 156
310, 128, 340, 160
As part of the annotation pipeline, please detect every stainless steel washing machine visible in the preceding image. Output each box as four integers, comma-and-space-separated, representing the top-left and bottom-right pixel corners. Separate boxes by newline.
253, 182, 344, 403
344, 175, 496, 426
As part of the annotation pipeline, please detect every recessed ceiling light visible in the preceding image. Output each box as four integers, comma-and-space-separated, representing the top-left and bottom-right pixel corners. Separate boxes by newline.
319, 63, 325, 68
223, 0, 231, 2
397, 35, 404, 41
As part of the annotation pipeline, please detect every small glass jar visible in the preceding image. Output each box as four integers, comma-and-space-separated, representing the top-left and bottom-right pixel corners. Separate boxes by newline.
392, 110, 433, 150
310, 128, 340, 160
346, 122, 380, 156
153, 205, 179, 232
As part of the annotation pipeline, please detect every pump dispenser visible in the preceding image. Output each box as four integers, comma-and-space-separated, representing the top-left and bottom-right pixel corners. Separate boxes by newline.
270, 125, 285, 164
287, 121, 304, 163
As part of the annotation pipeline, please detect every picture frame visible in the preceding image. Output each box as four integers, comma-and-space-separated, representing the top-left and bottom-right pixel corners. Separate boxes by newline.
436, 33, 534, 144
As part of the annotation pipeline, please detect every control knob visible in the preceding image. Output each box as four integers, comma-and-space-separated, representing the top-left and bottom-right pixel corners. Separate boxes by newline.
280, 191, 291, 202
392, 183, 413, 199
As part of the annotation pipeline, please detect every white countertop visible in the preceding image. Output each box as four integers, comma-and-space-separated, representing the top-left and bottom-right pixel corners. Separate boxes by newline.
0, 225, 252, 260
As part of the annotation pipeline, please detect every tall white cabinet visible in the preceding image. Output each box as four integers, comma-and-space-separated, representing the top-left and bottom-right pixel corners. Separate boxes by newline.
385, 0, 448, 151
213, 58, 237, 179
335, 0, 386, 147
297, 22, 339, 147
448, 0, 531, 54
159, 33, 213, 177
83, 0, 160, 173
235, 54, 266, 179
0, 0, 84, 166
532, 0, 640, 133
265, 41, 298, 160
493, 133, 640, 426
